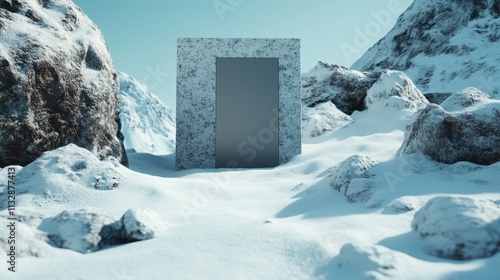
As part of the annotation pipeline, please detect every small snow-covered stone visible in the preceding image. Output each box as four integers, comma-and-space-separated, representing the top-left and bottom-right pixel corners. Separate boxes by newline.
120, 208, 168, 241
329, 155, 379, 202
412, 196, 500, 260
365, 70, 428, 111
322, 242, 415, 279
440, 87, 492, 112
301, 101, 353, 138
39, 209, 114, 253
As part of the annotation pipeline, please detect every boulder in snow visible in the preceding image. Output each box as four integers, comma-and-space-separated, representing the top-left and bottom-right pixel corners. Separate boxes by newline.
412, 196, 500, 260
302, 62, 380, 115
397, 100, 500, 165
440, 87, 492, 112
39, 209, 114, 253
365, 70, 428, 111
120, 208, 168, 241
301, 101, 352, 138
0, 0, 127, 167
329, 155, 379, 202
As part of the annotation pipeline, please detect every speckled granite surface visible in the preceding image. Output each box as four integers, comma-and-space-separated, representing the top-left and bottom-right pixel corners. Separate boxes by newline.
176, 38, 301, 170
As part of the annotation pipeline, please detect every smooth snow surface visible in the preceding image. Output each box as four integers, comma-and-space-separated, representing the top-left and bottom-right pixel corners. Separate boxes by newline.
1, 103, 499, 279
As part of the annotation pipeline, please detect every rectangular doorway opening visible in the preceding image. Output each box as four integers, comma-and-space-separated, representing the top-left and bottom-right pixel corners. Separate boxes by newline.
216, 57, 279, 168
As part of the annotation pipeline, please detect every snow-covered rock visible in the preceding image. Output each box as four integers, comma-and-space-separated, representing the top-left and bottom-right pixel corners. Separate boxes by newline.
302, 62, 380, 115
301, 101, 352, 138
397, 100, 500, 165
412, 196, 500, 260
365, 70, 428, 111
119, 72, 176, 155
323, 243, 416, 279
0, 0, 127, 167
440, 87, 492, 111
39, 209, 114, 253
352, 0, 500, 96
120, 208, 168, 241
329, 155, 379, 202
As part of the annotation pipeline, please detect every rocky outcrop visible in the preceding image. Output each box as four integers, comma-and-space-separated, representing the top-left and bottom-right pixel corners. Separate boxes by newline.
397, 98, 500, 165
119, 72, 176, 155
302, 62, 380, 115
352, 0, 500, 96
412, 196, 500, 260
301, 101, 352, 138
0, 0, 127, 167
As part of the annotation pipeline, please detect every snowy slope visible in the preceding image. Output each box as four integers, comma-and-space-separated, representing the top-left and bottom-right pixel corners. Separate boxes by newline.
119, 72, 175, 155
352, 0, 500, 97
1, 99, 499, 279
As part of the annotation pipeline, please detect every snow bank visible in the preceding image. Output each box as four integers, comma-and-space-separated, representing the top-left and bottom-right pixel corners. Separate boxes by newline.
412, 196, 500, 260
301, 101, 352, 138
119, 72, 176, 155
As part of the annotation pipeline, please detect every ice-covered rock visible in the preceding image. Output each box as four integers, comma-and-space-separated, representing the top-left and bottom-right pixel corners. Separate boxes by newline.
440, 87, 492, 111
397, 100, 500, 165
412, 196, 500, 260
365, 70, 428, 111
301, 101, 352, 138
0, 0, 127, 167
329, 155, 379, 202
302, 62, 380, 115
352, 0, 500, 96
39, 209, 114, 253
119, 72, 176, 155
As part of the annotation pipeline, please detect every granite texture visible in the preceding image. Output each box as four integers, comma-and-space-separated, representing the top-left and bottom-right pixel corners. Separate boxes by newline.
176, 38, 301, 170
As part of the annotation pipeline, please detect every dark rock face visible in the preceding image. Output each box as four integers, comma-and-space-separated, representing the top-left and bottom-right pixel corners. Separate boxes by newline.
423, 93, 453, 105
397, 101, 500, 165
302, 62, 380, 115
0, 0, 127, 167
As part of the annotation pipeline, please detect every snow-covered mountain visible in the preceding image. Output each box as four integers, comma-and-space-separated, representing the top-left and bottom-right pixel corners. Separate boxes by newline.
352, 0, 500, 97
119, 72, 175, 155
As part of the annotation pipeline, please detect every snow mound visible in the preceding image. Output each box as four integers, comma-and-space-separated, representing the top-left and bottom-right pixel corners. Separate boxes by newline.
365, 70, 428, 111
412, 196, 500, 260
352, 0, 500, 96
39, 209, 114, 253
301, 101, 353, 138
397, 100, 500, 165
302, 62, 380, 115
329, 155, 379, 202
324, 243, 416, 280
119, 72, 176, 155
441, 87, 492, 111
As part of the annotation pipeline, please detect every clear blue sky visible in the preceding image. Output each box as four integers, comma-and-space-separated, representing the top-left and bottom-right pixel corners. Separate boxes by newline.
73, 0, 413, 110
